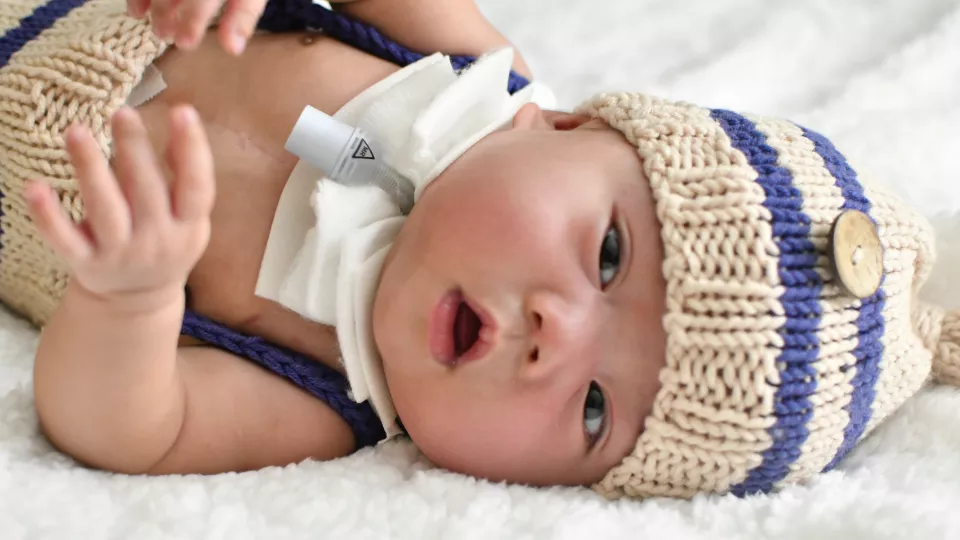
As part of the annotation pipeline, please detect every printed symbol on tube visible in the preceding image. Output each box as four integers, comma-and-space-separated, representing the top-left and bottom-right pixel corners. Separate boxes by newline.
353, 139, 375, 160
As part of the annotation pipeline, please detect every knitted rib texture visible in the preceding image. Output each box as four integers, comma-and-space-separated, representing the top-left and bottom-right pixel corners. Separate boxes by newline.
582, 93, 959, 499
0, 0, 165, 325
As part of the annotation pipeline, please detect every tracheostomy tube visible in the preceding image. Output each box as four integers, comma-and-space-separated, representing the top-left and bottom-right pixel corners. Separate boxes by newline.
285, 106, 415, 213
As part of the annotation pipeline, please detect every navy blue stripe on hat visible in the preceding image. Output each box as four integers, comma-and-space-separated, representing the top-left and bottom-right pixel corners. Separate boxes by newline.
801, 127, 888, 471
709, 109, 822, 497
0, 0, 86, 68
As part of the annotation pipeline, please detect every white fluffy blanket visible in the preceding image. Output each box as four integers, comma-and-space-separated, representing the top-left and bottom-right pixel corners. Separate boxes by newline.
3, 0, 960, 538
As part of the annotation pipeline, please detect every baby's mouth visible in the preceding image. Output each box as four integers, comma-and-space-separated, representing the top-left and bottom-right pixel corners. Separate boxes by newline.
430, 290, 494, 366
453, 300, 481, 358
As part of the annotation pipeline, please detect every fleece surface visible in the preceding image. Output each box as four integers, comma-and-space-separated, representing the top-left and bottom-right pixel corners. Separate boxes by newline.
3, 0, 960, 538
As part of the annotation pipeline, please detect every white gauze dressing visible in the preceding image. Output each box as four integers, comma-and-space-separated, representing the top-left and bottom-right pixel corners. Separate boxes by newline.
255, 48, 541, 438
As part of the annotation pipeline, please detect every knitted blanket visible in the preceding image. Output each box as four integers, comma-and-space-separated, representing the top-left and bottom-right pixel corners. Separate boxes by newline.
0, 0, 165, 325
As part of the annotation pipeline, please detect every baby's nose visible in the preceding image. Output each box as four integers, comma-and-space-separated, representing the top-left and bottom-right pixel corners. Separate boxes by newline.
520, 288, 599, 381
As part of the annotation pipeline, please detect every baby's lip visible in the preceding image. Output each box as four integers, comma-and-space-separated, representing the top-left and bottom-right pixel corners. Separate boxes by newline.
429, 289, 496, 366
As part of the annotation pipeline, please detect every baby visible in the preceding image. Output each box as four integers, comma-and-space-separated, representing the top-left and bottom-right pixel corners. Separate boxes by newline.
3, 0, 958, 501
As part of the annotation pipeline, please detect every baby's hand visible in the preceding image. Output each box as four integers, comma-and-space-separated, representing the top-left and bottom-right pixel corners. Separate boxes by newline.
128, 0, 265, 54
26, 106, 214, 309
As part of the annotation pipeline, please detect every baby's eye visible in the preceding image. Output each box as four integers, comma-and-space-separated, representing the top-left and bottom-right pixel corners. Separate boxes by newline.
599, 224, 622, 288
583, 381, 607, 446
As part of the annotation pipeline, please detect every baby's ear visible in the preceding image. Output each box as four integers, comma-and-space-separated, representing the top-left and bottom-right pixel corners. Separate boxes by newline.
512, 104, 594, 132
543, 110, 594, 131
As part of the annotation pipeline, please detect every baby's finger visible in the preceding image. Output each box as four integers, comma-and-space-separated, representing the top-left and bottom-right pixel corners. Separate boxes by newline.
167, 106, 215, 221
111, 108, 172, 227
175, 0, 222, 49
25, 181, 93, 263
128, 0, 151, 18
217, 0, 266, 55
66, 125, 131, 249
149, 0, 182, 40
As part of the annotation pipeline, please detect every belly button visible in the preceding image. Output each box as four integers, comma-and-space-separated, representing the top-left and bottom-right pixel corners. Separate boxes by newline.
301, 33, 320, 46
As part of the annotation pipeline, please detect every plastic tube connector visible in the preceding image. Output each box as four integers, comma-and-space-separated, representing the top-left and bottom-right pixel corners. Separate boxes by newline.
286, 106, 415, 213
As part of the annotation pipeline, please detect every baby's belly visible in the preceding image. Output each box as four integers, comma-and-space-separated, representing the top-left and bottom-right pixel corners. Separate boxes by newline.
139, 32, 398, 367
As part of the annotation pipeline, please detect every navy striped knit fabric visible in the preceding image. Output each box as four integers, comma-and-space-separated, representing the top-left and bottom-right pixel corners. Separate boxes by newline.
0, 0, 88, 239
0, 0, 86, 66
709, 110, 822, 497
803, 127, 888, 471
705, 111, 889, 495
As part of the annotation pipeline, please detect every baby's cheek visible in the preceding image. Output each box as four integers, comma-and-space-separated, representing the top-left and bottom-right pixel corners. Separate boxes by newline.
407, 401, 515, 477
426, 187, 549, 266
390, 379, 474, 463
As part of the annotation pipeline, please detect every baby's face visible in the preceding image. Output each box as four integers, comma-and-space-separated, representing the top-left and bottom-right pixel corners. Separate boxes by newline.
372, 105, 667, 487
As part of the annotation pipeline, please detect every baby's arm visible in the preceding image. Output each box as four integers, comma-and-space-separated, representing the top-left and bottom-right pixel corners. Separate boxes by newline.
133, 0, 529, 75
333, 0, 531, 76
30, 107, 355, 473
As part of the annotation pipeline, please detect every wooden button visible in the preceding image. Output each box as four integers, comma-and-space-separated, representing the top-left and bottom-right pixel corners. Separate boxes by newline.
829, 210, 883, 299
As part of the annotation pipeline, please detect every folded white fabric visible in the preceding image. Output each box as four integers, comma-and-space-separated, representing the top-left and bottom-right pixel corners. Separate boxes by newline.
256, 48, 538, 437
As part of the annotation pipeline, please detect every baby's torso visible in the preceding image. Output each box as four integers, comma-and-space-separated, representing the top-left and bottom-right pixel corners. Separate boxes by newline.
140, 33, 398, 369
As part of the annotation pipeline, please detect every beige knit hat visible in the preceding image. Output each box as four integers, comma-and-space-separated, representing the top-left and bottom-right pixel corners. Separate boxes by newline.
579, 92, 960, 500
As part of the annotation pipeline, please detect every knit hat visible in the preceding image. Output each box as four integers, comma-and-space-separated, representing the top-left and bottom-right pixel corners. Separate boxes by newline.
579, 93, 960, 499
